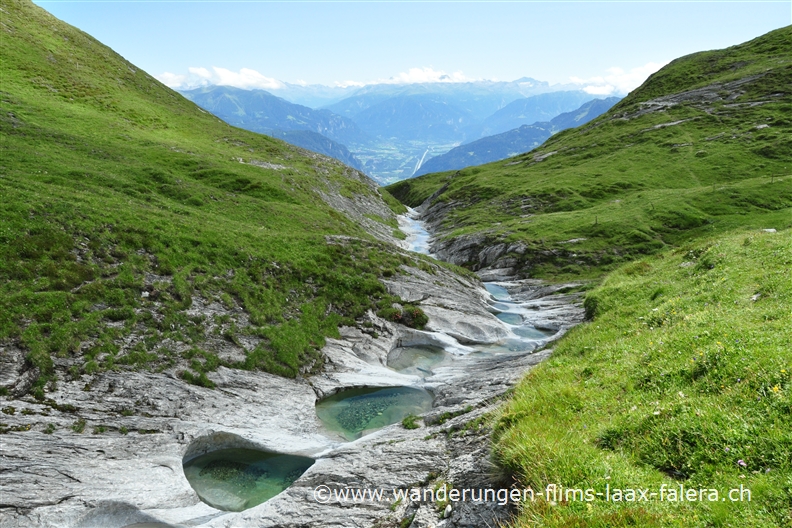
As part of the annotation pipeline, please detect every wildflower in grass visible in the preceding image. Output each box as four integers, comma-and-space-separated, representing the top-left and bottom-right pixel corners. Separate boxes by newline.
772, 385, 780, 393
738, 460, 747, 467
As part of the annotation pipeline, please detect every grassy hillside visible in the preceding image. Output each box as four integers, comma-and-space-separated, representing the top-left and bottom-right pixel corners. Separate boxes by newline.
386, 26, 792, 279
493, 229, 791, 527
0, 0, 418, 398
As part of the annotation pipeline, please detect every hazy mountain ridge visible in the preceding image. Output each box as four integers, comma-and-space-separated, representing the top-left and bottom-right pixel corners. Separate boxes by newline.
470, 90, 598, 139
352, 94, 477, 142
181, 85, 369, 145
322, 77, 562, 122
415, 97, 621, 176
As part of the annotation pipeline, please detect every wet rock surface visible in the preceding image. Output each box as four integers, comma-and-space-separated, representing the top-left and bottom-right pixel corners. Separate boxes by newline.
1, 234, 583, 528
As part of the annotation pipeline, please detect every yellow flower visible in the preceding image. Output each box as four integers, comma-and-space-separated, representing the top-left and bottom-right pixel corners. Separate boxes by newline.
772, 385, 781, 393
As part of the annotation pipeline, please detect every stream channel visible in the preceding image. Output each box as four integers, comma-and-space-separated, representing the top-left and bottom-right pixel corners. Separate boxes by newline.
174, 207, 579, 523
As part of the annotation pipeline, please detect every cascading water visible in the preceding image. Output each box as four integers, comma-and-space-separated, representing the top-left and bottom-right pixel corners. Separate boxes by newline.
399, 210, 557, 352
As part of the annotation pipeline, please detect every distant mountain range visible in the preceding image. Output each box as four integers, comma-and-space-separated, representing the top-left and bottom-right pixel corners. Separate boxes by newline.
181, 86, 369, 145
180, 82, 604, 183
471, 90, 599, 139
350, 94, 477, 142
322, 77, 561, 122
276, 77, 569, 110
414, 97, 620, 176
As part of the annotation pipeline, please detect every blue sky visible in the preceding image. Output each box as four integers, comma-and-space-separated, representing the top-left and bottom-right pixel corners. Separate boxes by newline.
34, 1, 790, 96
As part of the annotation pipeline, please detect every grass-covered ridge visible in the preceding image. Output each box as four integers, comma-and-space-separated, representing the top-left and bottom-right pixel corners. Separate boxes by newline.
493, 228, 791, 527
385, 26, 792, 279
0, 0, 426, 397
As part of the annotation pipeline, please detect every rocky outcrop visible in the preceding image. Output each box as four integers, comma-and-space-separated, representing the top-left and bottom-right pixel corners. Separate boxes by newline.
415, 193, 532, 280
314, 164, 403, 245
0, 261, 583, 528
427, 233, 533, 281
382, 265, 510, 345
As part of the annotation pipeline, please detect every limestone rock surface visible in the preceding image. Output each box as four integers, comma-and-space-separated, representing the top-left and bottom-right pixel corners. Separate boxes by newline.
1, 266, 582, 528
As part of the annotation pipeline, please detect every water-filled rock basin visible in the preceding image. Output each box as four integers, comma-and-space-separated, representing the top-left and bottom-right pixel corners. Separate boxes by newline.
387, 345, 447, 378
183, 448, 314, 512
495, 312, 523, 325
316, 386, 434, 441
484, 283, 511, 301
513, 325, 555, 340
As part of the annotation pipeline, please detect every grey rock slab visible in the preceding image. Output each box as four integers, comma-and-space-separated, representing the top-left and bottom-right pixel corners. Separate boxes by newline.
383, 266, 511, 345
1, 265, 581, 528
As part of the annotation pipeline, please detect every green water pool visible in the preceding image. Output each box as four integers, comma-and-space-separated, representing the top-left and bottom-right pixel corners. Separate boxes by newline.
315, 386, 434, 441
183, 448, 314, 511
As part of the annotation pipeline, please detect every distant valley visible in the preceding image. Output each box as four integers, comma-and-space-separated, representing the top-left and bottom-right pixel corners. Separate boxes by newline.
181, 82, 613, 184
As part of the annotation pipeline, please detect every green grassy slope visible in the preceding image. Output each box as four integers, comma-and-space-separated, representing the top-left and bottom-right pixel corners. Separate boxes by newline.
386, 27, 792, 279
493, 229, 791, 527
0, 0, 417, 397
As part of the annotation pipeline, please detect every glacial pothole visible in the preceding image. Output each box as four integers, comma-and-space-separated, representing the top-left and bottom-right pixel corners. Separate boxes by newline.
387, 345, 448, 378
182, 446, 314, 512
315, 386, 434, 441
495, 312, 523, 325
484, 283, 511, 301
512, 325, 555, 340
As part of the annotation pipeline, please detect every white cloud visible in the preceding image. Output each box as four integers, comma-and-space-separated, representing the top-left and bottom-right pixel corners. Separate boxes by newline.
156, 72, 188, 88
583, 85, 616, 95
158, 65, 479, 91
212, 67, 284, 90
155, 67, 284, 90
188, 67, 212, 79
570, 61, 668, 95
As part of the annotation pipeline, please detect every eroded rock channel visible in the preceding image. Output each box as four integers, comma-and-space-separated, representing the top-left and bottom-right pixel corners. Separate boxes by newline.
1, 210, 584, 528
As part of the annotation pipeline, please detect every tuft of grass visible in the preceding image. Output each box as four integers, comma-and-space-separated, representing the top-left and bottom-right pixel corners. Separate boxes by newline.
71, 418, 86, 434
432, 405, 474, 425
399, 514, 415, 528
493, 228, 792, 527
377, 303, 429, 330
402, 414, 421, 429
